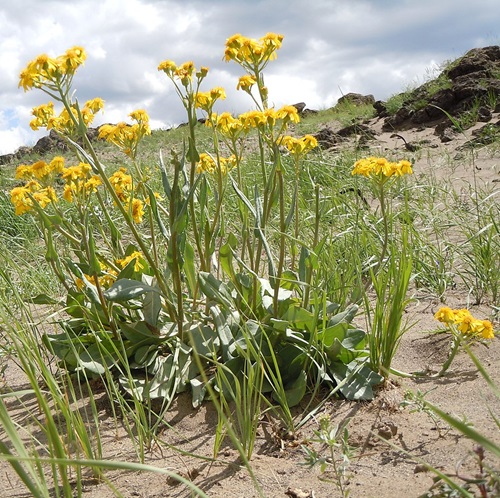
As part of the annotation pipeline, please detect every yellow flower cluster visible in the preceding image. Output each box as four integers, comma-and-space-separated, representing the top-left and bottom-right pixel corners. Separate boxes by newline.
75, 251, 145, 290
107, 167, 144, 223
98, 110, 151, 159
157, 60, 208, 85
75, 261, 118, 291
15, 156, 65, 183
208, 105, 300, 136
196, 153, 237, 175
108, 167, 133, 202
352, 157, 413, 178
30, 98, 105, 134
10, 181, 57, 215
116, 251, 145, 272
62, 162, 102, 203
11, 158, 103, 214
194, 87, 226, 112
435, 307, 495, 340
279, 134, 318, 156
19, 46, 87, 91
224, 33, 284, 69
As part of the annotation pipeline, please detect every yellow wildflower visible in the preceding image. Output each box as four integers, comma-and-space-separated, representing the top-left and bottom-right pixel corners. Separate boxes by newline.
158, 59, 177, 75
276, 105, 300, 124
130, 198, 144, 223
117, 251, 145, 272
352, 157, 413, 178
30, 102, 55, 130
30, 160, 51, 180
57, 46, 86, 72
434, 306, 457, 324
196, 153, 236, 175
224, 32, 284, 69
84, 97, 105, 114
435, 306, 495, 340
279, 134, 318, 156
15, 164, 34, 180
237, 74, 257, 92
10, 187, 33, 215
108, 167, 133, 201
62, 163, 92, 183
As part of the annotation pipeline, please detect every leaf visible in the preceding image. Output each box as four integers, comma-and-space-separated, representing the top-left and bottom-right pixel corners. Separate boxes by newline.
148, 355, 176, 399
278, 344, 307, 382
276, 370, 307, 408
329, 362, 383, 400
219, 233, 238, 281
210, 304, 235, 361
321, 323, 367, 363
159, 150, 172, 200
146, 185, 169, 238
231, 179, 256, 218
183, 241, 197, 297
281, 303, 315, 333
190, 377, 208, 409
328, 304, 359, 327
104, 279, 159, 302
26, 294, 60, 305
78, 343, 117, 375
143, 281, 162, 327
120, 321, 162, 343
198, 272, 233, 308
188, 322, 219, 357
132, 344, 158, 368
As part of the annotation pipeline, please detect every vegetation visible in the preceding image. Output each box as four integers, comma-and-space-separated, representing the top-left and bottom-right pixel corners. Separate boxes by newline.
0, 34, 498, 497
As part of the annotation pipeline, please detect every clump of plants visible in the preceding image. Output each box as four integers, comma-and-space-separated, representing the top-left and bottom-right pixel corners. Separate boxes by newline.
10, 35, 394, 460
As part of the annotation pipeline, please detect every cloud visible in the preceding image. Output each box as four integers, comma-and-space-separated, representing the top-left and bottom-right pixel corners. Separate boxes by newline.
0, 0, 499, 154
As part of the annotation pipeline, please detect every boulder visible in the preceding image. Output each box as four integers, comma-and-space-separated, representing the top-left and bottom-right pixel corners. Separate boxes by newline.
382, 45, 500, 136
337, 93, 375, 106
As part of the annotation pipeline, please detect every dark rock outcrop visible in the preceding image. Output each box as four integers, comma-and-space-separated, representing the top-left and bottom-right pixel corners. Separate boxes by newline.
381, 46, 500, 140
337, 93, 375, 106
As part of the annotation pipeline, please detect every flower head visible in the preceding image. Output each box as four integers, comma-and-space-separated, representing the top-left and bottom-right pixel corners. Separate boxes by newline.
435, 307, 495, 340
98, 110, 150, 158
224, 33, 284, 71
279, 135, 318, 156
352, 157, 413, 179
19, 46, 87, 92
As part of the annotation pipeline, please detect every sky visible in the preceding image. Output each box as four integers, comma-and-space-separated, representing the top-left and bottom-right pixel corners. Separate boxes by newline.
1, 0, 499, 155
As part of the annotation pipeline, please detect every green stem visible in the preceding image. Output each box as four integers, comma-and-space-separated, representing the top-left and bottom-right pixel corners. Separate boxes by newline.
273, 168, 286, 316
437, 334, 461, 377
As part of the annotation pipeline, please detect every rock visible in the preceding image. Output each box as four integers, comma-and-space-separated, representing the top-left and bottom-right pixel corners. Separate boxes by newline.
0, 153, 16, 165
439, 127, 457, 143
477, 106, 493, 122
382, 45, 500, 132
301, 108, 318, 117
374, 100, 388, 117
337, 92, 375, 106
33, 131, 66, 154
291, 102, 306, 114
445, 46, 500, 79
285, 488, 315, 498
313, 127, 342, 148
337, 123, 376, 140
382, 107, 411, 131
